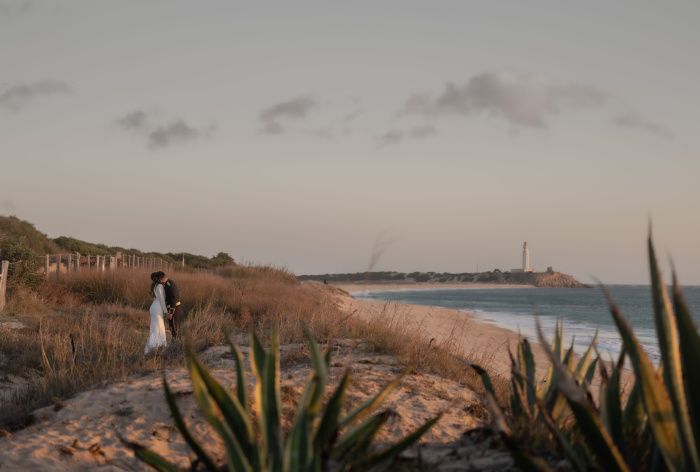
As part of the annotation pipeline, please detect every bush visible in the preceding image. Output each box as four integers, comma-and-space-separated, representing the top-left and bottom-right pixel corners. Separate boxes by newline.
0, 239, 43, 291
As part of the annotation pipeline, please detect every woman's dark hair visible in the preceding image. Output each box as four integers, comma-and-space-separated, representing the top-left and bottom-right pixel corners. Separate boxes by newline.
150, 271, 165, 296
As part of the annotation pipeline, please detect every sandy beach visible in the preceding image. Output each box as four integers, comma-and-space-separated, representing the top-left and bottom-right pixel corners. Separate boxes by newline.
334, 283, 547, 379
335, 282, 534, 295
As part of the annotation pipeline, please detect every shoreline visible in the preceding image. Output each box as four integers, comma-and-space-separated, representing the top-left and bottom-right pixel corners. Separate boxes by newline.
337, 288, 631, 386
334, 282, 534, 295
336, 290, 544, 379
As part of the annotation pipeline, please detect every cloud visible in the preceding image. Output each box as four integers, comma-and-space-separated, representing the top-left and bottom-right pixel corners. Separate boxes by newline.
409, 125, 438, 139
117, 109, 213, 149
613, 112, 672, 139
260, 96, 317, 134
148, 119, 204, 148
0, 80, 72, 111
117, 110, 149, 130
400, 72, 609, 128
376, 130, 403, 148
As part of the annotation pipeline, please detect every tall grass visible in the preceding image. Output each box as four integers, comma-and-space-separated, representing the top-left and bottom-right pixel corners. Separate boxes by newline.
1, 265, 496, 431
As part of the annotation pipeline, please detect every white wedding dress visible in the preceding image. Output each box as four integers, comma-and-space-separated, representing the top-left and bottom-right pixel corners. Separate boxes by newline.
145, 283, 168, 354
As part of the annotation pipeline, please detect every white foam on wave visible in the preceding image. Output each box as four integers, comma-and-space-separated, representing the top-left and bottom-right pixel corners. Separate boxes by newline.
465, 308, 660, 362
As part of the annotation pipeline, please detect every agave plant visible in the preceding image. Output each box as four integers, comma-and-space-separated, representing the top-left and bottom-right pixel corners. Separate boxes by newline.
473, 232, 700, 472
122, 331, 440, 471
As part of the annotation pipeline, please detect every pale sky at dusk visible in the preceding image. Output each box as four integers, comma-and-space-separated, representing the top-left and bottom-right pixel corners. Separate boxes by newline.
2, 1, 699, 284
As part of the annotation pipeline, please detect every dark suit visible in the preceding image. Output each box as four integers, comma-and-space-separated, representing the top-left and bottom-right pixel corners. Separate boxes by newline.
163, 279, 183, 338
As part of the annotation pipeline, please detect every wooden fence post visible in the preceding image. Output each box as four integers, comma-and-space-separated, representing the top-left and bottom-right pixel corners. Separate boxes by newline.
110, 256, 116, 270
67, 254, 73, 273
0, 260, 9, 312
45, 254, 50, 277
101, 256, 106, 271
56, 255, 61, 279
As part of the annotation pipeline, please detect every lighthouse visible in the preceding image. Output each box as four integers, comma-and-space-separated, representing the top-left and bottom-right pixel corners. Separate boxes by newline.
522, 241, 531, 272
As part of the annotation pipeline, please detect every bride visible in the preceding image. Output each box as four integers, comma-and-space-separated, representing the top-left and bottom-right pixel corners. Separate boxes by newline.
145, 271, 168, 354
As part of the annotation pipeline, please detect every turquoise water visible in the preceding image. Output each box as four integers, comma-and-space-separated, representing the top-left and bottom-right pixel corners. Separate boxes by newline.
355, 285, 700, 361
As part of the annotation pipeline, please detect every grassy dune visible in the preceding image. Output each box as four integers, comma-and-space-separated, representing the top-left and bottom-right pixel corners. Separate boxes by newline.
0, 265, 497, 431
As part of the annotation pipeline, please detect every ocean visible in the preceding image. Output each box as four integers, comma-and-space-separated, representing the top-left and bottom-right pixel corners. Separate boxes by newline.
355, 285, 700, 362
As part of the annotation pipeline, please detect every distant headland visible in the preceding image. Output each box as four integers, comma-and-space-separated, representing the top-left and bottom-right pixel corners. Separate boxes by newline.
299, 241, 588, 289
297, 269, 588, 288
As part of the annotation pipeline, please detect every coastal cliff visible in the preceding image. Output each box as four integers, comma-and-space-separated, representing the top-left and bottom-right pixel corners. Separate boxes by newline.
298, 269, 588, 288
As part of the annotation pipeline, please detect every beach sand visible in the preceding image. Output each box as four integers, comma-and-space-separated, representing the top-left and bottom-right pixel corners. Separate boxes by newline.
335, 283, 548, 379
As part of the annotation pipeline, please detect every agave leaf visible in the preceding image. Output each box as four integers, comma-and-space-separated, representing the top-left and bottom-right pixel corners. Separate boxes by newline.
284, 407, 310, 472
520, 339, 537, 414
188, 352, 257, 468
551, 341, 576, 423
649, 237, 699, 471
250, 330, 267, 384
162, 375, 219, 471
333, 410, 389, 461
601, 349, 625, 455
360, 414, 441, 471
542, 321, 562, 399
532, 392, 588, 472
188, 358, 253, 472
603, 288, 684, 472
314, 371, 350, 454
672, 272, 700, 463
340, 375, 402, 428
536, 321, 630, 472
583, 356, 599, 387
262, 330, 283, 472
622, 379, 647, 445
118, 434, 180, 472
574, 330, 598, 384
470, 363, 497, 398
305, 332, 328, 415
226, 334, 249, 412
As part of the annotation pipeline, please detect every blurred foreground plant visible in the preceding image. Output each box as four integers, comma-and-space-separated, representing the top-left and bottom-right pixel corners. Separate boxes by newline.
473, 232, 700, 471
123, 331, 439, 471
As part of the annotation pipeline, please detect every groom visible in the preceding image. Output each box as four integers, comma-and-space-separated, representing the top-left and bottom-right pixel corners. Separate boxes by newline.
158, 272, 183, 339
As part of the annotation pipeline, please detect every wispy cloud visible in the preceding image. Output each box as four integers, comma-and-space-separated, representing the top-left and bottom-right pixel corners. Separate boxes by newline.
260, 96, 317, 134
0, 80, 72, 111
400, 72, 609, 128
116, 109, 213, 149
613, 112, 672, 139
376, 130, 403, 148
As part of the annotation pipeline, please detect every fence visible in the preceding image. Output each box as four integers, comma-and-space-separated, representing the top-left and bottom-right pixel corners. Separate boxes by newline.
43, 252, 174, 277
0, 252, 178, 312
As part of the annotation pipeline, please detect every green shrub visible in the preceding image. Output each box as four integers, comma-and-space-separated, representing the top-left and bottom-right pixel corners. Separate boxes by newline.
122, 331, 440, 471
0, 239, 43, 291
473, 232, 700, 472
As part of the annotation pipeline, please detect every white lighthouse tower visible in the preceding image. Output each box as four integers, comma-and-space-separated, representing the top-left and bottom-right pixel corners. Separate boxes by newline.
522, 241, 532, 272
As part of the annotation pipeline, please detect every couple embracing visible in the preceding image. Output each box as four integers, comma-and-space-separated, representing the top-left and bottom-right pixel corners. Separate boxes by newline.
144, 271, 184, 355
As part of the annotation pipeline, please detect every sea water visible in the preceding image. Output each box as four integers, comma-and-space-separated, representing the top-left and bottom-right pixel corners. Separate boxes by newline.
355, 285, 700, 362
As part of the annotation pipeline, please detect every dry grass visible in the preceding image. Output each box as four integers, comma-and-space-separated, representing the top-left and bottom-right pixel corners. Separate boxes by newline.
0, 266, 507, 430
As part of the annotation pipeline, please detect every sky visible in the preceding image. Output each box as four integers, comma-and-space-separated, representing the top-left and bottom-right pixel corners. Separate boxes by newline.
1, 1, 699, 284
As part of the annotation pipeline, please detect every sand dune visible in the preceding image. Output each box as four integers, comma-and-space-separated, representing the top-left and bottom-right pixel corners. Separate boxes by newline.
0, 339, 494, 471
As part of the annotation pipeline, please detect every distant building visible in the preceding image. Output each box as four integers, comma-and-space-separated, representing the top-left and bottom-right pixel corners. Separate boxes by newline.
522, 241, 532, 272
511, 241, 534, 273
